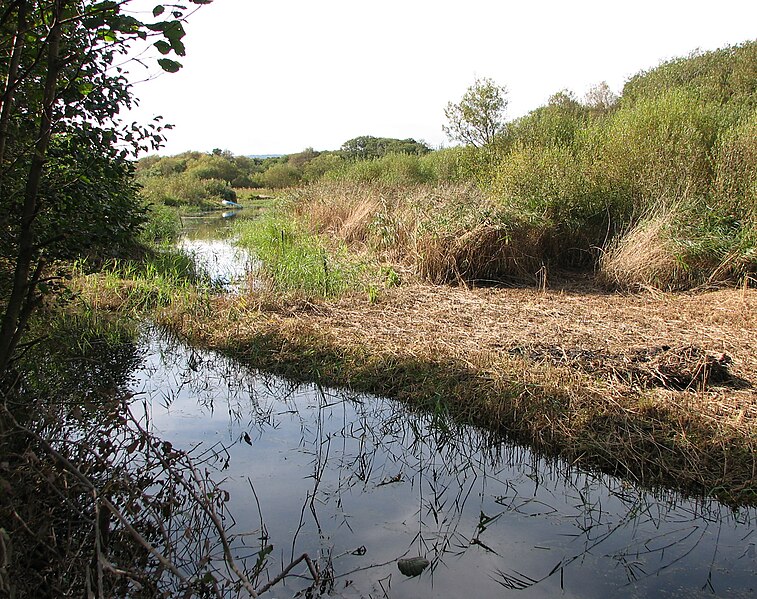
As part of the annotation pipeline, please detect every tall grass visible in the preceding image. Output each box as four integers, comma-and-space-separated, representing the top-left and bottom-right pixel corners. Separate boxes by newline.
228, 42, 756, 290
281, 181, 551, 284
235, 212, 366, 298
73, 249, 209, 314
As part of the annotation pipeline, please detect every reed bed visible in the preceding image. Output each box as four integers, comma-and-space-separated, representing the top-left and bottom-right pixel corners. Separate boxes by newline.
280, 181, 550, 285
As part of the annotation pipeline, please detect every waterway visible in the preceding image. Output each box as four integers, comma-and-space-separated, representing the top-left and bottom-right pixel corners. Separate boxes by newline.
130, 213, 756, 597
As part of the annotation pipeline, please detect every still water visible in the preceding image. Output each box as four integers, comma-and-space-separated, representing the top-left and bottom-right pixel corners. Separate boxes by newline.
178, 211, 254, 290
134, 213, 756, 597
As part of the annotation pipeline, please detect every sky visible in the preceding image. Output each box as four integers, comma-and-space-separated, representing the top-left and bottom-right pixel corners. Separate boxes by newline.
123, 0, 757, 157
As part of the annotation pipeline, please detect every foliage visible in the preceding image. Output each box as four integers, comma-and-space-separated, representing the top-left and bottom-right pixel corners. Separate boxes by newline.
235, 212, 364, 298
185, 153, 242, 182
3, 134, 147, 262
504, 91, 589, 149
481, 43, 756, 288
340, 135, 431, 160
302, 152, 345, 182
443, 77, 509, 147
274, 43, 755, 288
140, 172, 236, 208
583, 81, 619, 115
256, 162, 302, 189
0, 0, 213, 373
138, 203, 182, 245
621, 40, 757, 107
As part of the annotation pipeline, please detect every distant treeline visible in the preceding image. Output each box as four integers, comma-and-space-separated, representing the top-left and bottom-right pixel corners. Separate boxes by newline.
136, 136, 432, 200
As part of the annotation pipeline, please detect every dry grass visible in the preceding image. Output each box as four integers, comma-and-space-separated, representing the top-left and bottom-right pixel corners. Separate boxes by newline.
416, 223, 546, 284
599, 212, 683, 289
287, 181, 385, 244
156, 280, 757, 505
284, 181, 550, 284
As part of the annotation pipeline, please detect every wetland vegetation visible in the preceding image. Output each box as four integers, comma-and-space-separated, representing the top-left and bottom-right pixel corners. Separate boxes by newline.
1, 4, 755, 595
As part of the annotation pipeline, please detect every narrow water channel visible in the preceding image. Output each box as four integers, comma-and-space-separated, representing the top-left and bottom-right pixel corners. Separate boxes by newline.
179, 211, 254, 290
133, 214, 756, 598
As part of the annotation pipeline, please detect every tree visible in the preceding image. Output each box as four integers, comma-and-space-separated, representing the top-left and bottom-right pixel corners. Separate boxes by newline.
443, 77, 508, 147
0, 0, 213, 374
340, 136, 430, 160
584, 81, 618, 114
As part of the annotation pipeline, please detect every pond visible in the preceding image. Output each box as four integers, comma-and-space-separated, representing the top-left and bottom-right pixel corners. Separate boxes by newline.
178, 210, 255, 290
134, 213, 756, 597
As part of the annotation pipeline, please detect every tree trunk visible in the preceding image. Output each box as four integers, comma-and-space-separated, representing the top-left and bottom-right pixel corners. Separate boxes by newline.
0, 0, 28, 168
0, 0, 63, 373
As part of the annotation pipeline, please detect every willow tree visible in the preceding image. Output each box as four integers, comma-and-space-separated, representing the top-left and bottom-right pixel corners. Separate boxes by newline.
443, 77, 509, 147
0, 0, 211, 374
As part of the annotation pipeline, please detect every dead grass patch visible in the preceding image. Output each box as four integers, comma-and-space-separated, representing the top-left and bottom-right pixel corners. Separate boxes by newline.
599, 212, 684, 289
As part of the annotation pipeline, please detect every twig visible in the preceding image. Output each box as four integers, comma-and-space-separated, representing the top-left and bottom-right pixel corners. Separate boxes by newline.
254, 553, 319, 596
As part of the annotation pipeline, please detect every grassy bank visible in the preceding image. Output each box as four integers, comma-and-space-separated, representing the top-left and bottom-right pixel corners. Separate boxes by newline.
151, 282, 757, 506
216, 43, 757, 291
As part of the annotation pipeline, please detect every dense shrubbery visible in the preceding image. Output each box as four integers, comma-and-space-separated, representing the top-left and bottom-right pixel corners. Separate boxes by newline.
480, 41, 756, 288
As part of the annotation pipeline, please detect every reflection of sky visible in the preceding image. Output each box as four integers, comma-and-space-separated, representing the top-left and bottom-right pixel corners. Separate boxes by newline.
178, 237, 251, 289
131, 328, 757, 599
177, 213, 258, 291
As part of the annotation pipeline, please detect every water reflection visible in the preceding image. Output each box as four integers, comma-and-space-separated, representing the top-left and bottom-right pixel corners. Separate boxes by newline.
132, 328, 757, 598
178, 213, 254, 290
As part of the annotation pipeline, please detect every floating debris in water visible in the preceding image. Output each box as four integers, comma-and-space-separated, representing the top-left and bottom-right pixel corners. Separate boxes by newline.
397, 557, 430, 577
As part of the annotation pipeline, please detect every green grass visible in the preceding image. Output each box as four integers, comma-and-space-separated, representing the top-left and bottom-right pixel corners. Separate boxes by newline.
73, 248, 213, 315
234, 212, 367, 298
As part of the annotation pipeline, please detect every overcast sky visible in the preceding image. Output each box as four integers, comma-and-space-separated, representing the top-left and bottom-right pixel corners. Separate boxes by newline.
123, 0, 757, 156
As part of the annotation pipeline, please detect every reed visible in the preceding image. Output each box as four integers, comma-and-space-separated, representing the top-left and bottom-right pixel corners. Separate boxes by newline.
71, 249, 208, 315
234, 211, 367, 299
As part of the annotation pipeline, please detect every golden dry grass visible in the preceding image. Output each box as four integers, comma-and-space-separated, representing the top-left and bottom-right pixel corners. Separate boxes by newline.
284, 181, 549, 283
156, 280, 757, 504
599, 212, 683, 289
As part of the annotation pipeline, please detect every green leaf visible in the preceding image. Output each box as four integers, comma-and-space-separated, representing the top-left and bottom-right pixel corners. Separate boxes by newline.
153, 5, 165, 17
170, 38, 186, 56
158, 58, 182, 73
78, 82, 95, 96
154, 40, 171, 55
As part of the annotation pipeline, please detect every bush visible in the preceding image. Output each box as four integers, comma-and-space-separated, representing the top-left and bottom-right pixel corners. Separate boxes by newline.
256, 163, 302, 189
622, 41, 757, 107
594, 88, 723, 209
139, 203, 182, 245
489, 144, 605, 265
139, 173, 235, 208
505, 93, 589, 149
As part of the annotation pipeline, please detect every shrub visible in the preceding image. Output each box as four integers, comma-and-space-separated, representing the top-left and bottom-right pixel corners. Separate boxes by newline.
489, 144, 606, 265
257, 163, 302, 189
594, 89, 722, 209
139, 173, 235, 208
139, 203, 182, 245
